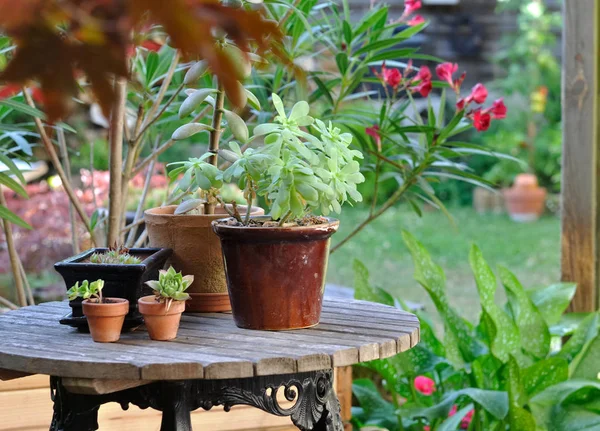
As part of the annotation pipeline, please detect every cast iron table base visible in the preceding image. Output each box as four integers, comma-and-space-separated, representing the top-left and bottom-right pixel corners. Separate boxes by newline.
49, 370, 343, 431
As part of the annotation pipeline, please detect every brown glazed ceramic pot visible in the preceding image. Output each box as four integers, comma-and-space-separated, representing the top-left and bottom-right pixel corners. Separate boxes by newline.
138, 295, 186, 341
212, 217, 339, 330
82, 298, 129, 343
503, 173, 547, 222
144, 205, 264, 313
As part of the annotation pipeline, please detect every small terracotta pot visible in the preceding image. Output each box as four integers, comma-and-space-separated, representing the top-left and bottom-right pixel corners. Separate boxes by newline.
144, 205, 264, 312
138, 295, 186, 341
212, 217, 339, 331
82, 298, 129, 343
503, 174, 547, 222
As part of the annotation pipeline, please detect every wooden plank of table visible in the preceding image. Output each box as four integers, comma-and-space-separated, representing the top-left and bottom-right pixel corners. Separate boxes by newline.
61, 378, 154, 395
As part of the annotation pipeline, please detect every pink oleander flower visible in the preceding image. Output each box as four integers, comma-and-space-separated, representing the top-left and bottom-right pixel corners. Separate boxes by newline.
470, 83, 488, 104
436, 62, 459, 88
366, 124, 382, 151
414, 376, 436, 395
490, 98, 507, 119
404, 0, 422, 16
410, 65, 432, 97
471, 108, 491, 132
408, 15, 425, 26
449, 405, 458, 416
413, 79, 432, 97
461, 409, 475, 429
383, 67, 402, 89
417, 65, 432, 82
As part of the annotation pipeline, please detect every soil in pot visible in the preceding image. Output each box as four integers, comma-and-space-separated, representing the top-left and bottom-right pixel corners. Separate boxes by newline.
144, 205, 264, 313
82, 298, 129, 343
55, 247, 172, 331
138, 295, 186, 341
212, 216, 339, 331
503, 173, 547, 222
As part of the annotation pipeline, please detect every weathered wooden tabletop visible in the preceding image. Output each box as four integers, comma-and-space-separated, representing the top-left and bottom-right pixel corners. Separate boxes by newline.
0, 299, 420, 381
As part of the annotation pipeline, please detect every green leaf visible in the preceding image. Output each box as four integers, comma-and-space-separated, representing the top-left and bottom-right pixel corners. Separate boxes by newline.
558, 313, 599, 364
469, 245, 520, 363
523, 357, 569, 398
402, 231, 483, 365
550, 406, 600, 431
368, 48, 417, 63
414, 388, 508, 421
571, 331, 600, 380
551, 313, 591, 337
0, 152, 25, 183
499, 266, 550, 358
353, 259, 394, 306
0, 171, 27, 198
437, 404, 474, 431
342, 20, 353, 46
0, 99, 46, 119
528, 283, 577, 326
335, 52, 349, 75
0, 204, 32, 229
352, 379, 398, 430
507, 355, 537, 430
89, 209, 99, 231
145, 51, 160, 87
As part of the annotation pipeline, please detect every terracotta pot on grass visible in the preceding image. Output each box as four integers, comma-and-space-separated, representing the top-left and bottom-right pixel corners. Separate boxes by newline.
503, 174, 547, 222
212, 217, 339, 330
138, 295, 186, 341
82, 298, 129, 343
144, 205, 264, 313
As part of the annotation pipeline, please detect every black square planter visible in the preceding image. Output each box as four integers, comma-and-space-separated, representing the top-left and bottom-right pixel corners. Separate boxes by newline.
54, 247, 172, 331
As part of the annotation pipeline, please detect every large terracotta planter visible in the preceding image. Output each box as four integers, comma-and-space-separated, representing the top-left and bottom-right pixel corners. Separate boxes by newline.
82, 298, 129, 343
503, 174, 547, 222
138, 295, 186, 341
212, 217, 339, 330
144, 205, 264, 312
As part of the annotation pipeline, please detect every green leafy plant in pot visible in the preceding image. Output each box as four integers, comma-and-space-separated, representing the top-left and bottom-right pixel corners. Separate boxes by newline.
67, 279, 128, 343
211, 94, 365, 330
144, 55, 264, 314
139, 266, 194, 341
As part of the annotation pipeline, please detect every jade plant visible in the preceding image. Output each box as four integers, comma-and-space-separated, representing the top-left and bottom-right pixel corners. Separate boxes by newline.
89, 245, 141, 265
145, 266, 193, 309
66, 279, 105, 303
171, 94, 365, 225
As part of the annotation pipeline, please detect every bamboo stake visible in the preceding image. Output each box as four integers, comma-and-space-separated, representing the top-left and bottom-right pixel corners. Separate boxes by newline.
0, 192, 26, 307
17, 258, 34, 306
107, 78, 127, 246
0, 296, 18, 310
57, 128, 79, 255
23, 88, 96, 244
206, 82, 225, 215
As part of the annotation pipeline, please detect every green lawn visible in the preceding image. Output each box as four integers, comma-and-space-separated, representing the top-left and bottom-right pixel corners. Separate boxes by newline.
327, 206, 561, 322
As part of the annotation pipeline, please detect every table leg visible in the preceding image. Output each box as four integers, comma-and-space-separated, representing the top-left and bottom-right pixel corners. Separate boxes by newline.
50, 377, 100, 431
159, 381, 193, 431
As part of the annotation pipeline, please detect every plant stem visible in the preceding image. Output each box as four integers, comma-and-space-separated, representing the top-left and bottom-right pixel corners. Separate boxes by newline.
0, 296, 18, 310
216, 197, 243, 222
206, 82, 225, 215
136, 82, 185, 141
0, 193, 26, 307
370, 158, 381, 216
23, 88, 96, 244
278, 210, 293, 227
57, 128, 79, 255
17, 258, 34, 306
107, 78, 127, 246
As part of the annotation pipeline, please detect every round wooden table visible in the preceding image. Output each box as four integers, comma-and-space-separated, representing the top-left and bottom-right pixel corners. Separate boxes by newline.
0, 299, 419, 431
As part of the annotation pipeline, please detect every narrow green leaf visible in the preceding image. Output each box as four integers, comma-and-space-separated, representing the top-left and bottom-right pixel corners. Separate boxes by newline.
0, 205, 31, 229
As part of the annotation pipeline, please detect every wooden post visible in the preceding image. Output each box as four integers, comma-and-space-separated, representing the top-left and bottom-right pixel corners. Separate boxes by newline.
561, 0, 600, 312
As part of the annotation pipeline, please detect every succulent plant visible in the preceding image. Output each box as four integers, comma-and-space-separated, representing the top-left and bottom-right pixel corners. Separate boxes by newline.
145, 266, 194, 309
66, 279, 105, 303
90, 245, 142, 265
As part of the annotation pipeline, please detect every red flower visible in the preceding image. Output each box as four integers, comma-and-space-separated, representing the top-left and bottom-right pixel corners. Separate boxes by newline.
404, 0, 422, 15
449, 405, 458, 416
366, 125, 382, 151
456, 97, 467, 111
141, 40, 163, 52
417, 65, 432, 82
408, 15, 425, 26
461, 409, 474, 429
383, 68, 402, 89
436, 62, 458, 87
471, 108, 491, 132
413, 79, 432, 97
0, 85, 20, 100
490, 98, 507, 119
423, 427, 430, 431
454, 72, 467, 92
470, 83, 488, 104
414, 376, 436, 395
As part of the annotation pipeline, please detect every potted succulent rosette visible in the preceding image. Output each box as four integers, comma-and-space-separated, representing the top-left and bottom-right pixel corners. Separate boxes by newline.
66, 279, 128, 343
139, 266, 193, 341
210, 94, 365, 330
144, 60, 263, 313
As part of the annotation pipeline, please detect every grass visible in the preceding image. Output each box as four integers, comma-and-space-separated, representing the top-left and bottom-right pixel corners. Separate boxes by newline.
327, 205, 561, 322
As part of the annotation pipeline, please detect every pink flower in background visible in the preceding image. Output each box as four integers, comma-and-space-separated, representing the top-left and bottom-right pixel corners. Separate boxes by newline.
383, 67, 402, 89
469, 83, 488, 104
414, 376, 436, 395
411, 66, 432, 97
408, 15, 425, 26
436, 62, 459, 88
404, 0, 422, 15
423, 426, 430, 431
461, 409, 475, 429
471, 108, 491, 132
449, 405, 458, 416
417, 65, 432, 82
366, 124, 382, 151
490, 98, 507, 119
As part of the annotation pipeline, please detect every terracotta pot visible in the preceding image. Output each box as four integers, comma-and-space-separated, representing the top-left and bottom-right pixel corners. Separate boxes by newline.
138, 295, 186, 341
82, 298, 129, 343
503, 174, 547, 222
212, 217, 339, 330
144, 205, 264, 313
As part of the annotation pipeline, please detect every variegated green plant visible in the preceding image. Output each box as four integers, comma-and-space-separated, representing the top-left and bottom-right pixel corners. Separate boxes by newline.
66, 279, 105, 303
170, 93, 365, 225
145, 266, 194, 308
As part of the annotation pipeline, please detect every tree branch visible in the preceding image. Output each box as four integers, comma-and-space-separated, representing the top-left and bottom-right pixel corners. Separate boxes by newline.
0, 192, 26, 307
